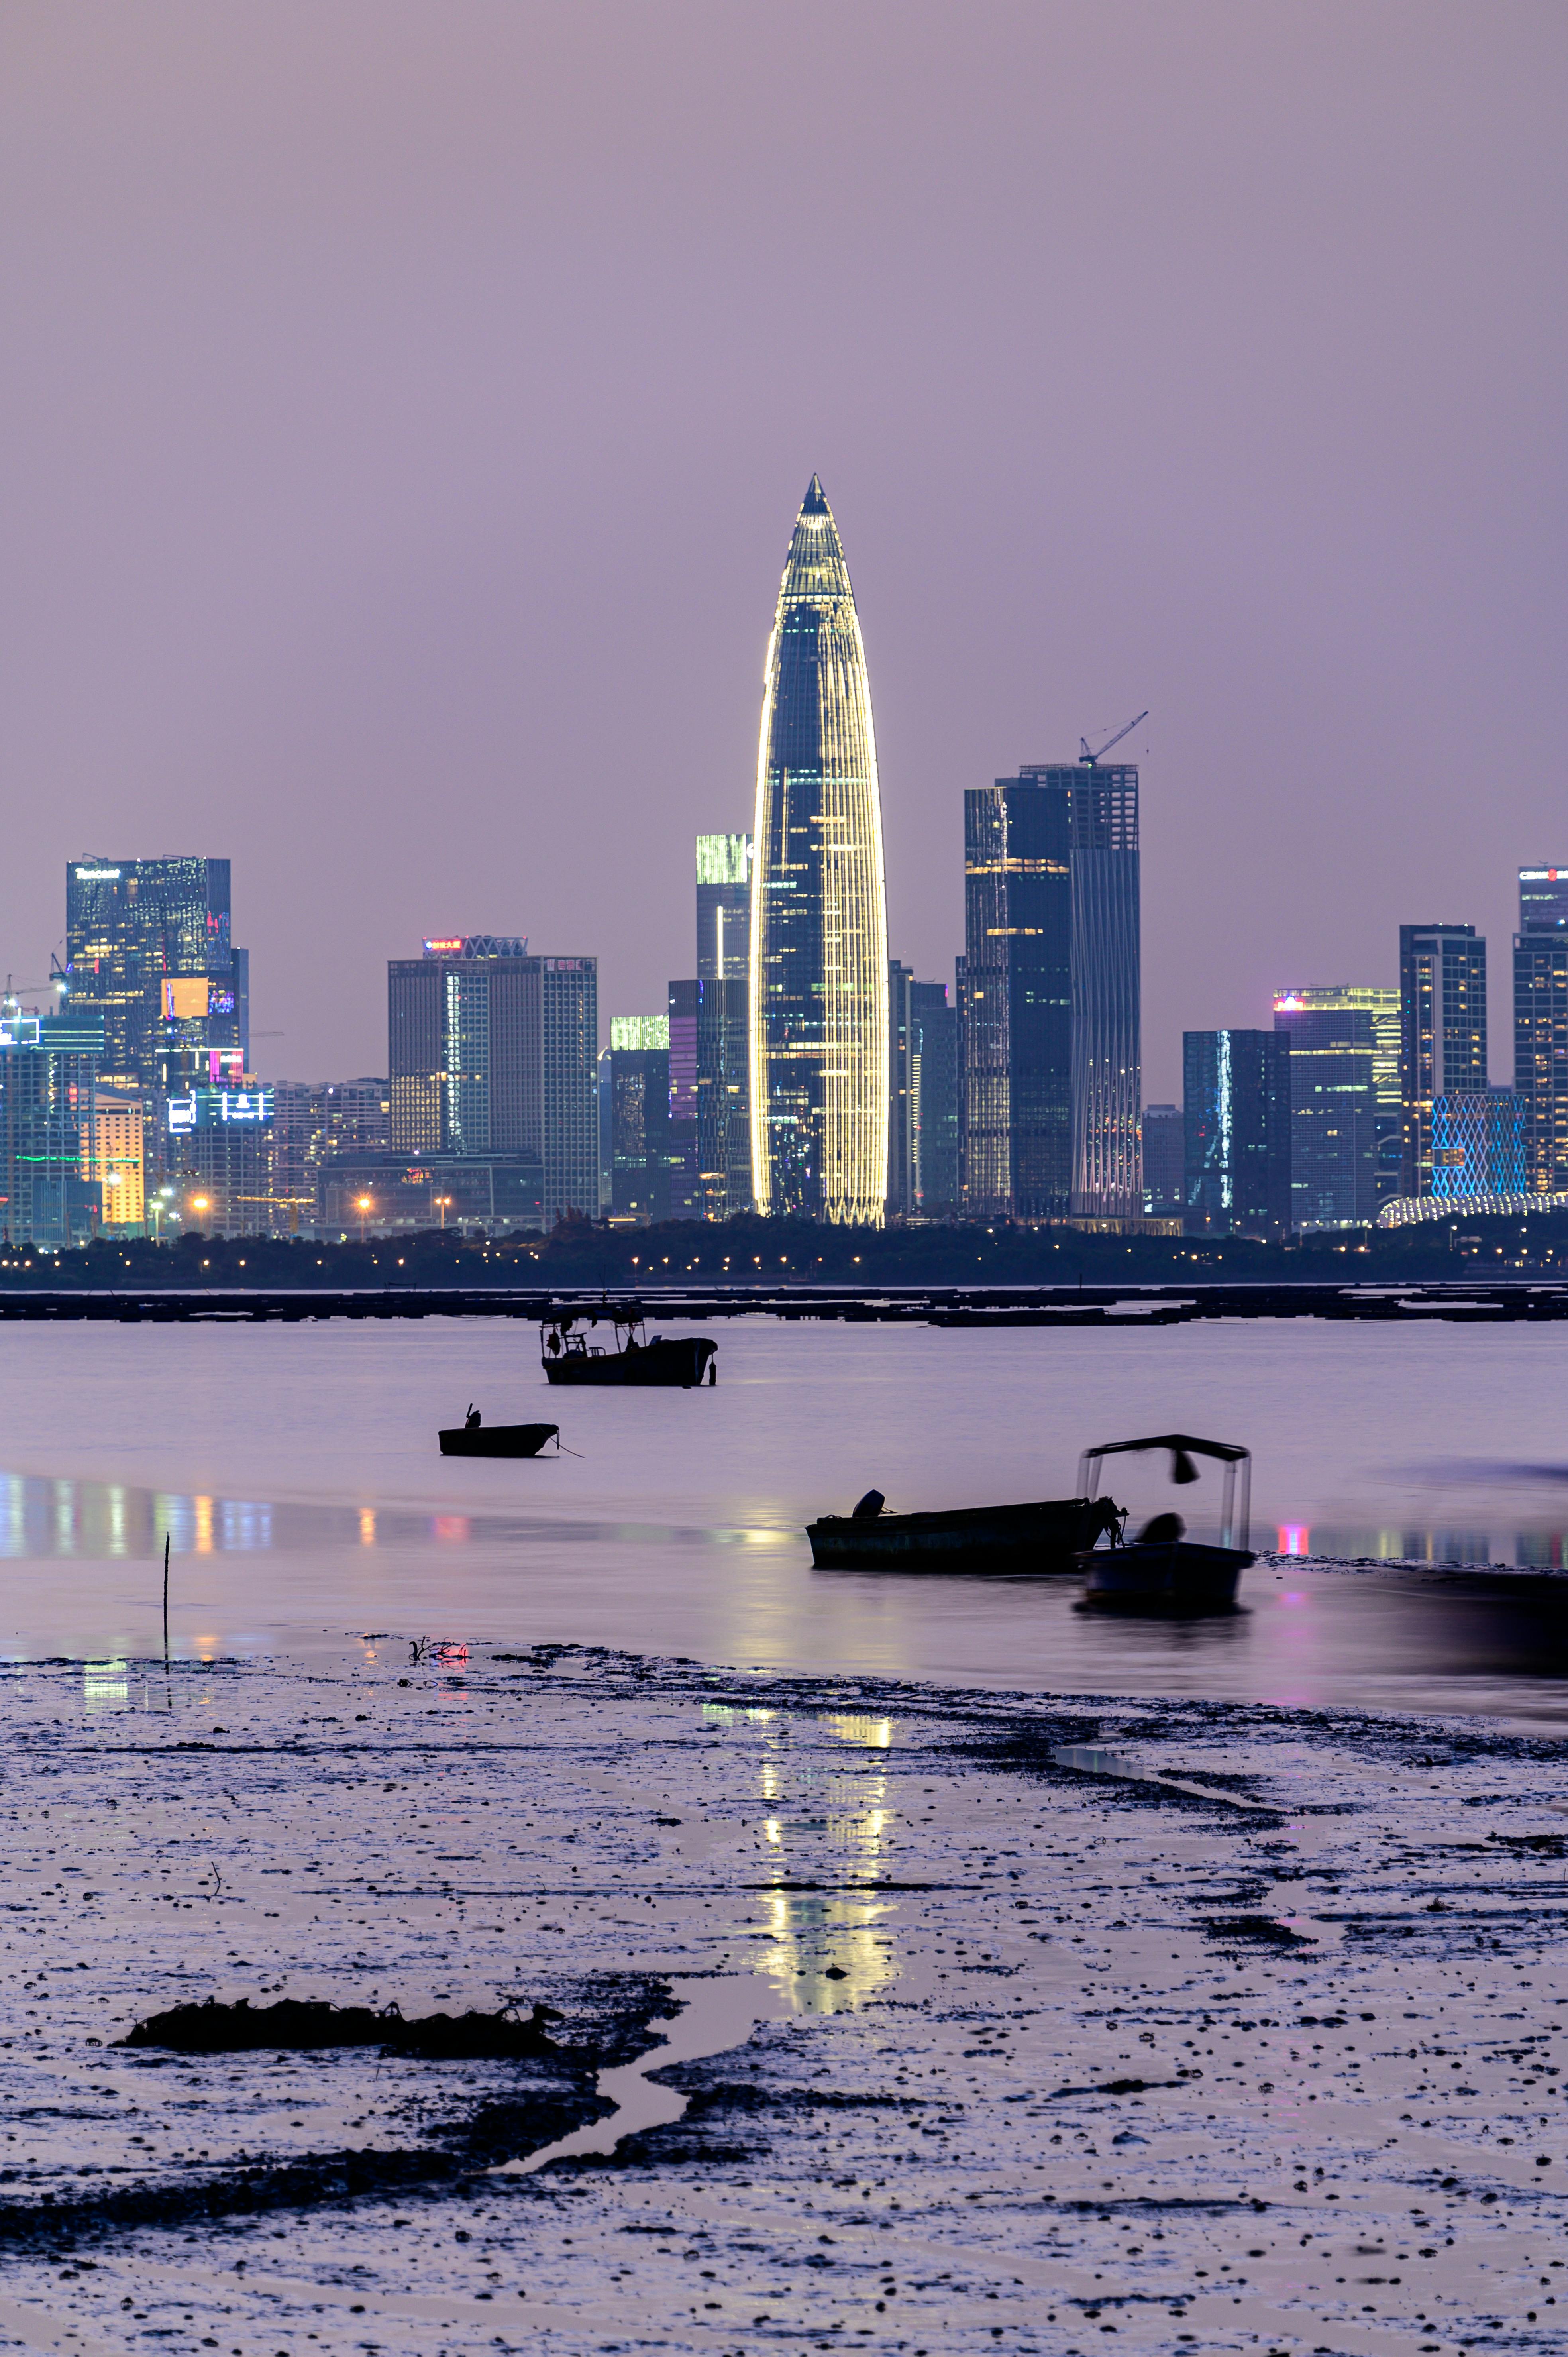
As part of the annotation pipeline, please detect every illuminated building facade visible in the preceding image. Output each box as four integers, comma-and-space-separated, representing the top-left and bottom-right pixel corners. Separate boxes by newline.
697, 835, 752, 981
1271, 999, 1379, 1228
1182, 1029, 1291, 1239
750, 478, 889, 1224
92, 1088, 146, 1229
1514, 869, 1568, 1194
1430, 1089, 1527, 1199
65, 859, 246, 1089
389, 940, 597, 1227
1399, 924, 1487, 1197
695, 837, 752, 1211
608, 1015, 670, 1224
161, 1075, 274, 1237
1274, 985, 1401, 1204
0, 998, 103, 1247
269, 1080, 390, 1233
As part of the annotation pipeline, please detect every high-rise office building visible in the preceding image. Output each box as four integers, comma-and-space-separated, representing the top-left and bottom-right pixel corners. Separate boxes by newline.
163, 1076, 275, 1237
697, 835, 752, 981
0, 995, 103, 1247
608, 1016, 671, 1224
65, 858, 246, 1090
909, 980, 959, 1218
1183, 1030, 1292, 1238
1399, 925, 1487, 1197
1066, 765, 1141, 1220
666, 981, 703, 1219
1272, 999, 1379, 1228
1274, 986, 1401, 1203
694, 836, 752, 1212
1141, 1104, 1183, 1220
389, 937, 597, 1227
750, 478, 889, 1223
962, 773, 1071, 1220
696, 977, 752, 1218
887, 962, 915, 1220
1514, 868, 1568, 1194
961, 760, 1141, 1225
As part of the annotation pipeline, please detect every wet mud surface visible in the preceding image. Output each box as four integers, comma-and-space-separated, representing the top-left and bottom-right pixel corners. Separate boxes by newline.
0, 1645, 1562, 2350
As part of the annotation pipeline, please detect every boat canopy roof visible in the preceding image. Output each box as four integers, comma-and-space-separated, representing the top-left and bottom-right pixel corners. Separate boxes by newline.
1081, 1433, 1249, 1465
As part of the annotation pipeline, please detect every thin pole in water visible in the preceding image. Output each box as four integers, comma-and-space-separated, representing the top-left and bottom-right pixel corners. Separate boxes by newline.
162, 1532, 170, 1668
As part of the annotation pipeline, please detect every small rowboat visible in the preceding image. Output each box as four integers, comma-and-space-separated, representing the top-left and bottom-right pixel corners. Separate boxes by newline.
438, 1418, 560, 1459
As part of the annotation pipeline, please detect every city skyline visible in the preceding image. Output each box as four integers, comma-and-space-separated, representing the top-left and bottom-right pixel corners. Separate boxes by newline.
2, 9, 1561, 1101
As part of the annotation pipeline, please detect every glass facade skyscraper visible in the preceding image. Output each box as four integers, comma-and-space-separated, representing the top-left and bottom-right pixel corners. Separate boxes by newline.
962, 774, 1072, 1220
750, 478, 889, 1224
697, 835, 752, 982
389, 939, 597, 1228
1399, 924, 1487, 1197
1514, 868, 1568, 1194
1274, 986, 1401, 1204
1183, 1029, 1292, 1239
961, 758, 1140, 1224
65, 858, 245, 1090
909, 979, 959, 1218
1271, 999, 1379, 1228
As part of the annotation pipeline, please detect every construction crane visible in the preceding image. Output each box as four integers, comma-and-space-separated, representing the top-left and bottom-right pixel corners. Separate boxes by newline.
1079, 709, 1148, 766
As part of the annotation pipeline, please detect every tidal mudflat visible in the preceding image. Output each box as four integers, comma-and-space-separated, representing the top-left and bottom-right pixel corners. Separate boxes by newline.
0, 1644, 1562, 2353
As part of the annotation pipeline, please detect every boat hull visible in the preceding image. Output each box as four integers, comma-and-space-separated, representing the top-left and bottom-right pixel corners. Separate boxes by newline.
807, 1497, 1112, 1573
1078, 1540, 1252, 1611
439, 1422, 559, 1458
542, 1337, 716, 1388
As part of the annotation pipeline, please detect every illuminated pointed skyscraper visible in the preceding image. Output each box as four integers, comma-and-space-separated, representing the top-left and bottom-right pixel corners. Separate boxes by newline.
750, 477, 889, 1222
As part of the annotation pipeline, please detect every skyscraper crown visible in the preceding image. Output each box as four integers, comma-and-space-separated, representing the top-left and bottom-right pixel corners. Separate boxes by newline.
779, 476, 854, 609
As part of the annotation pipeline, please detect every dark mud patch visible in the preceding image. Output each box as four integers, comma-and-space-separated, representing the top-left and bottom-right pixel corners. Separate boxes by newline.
118, 1996, 565, 2060
1201, 1913, 1318, 1947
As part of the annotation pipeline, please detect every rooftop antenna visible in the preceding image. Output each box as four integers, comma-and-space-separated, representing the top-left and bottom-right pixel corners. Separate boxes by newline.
1079, 709, 1148, 766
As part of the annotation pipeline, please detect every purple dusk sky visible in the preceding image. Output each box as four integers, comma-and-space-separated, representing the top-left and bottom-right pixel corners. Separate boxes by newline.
2, 3, 1563, 1096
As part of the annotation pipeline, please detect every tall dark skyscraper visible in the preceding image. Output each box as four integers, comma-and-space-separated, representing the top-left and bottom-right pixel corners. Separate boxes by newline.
608, 1015, 671, 1224
1272, 999, 1378, 1228
750, 478, 889, 1224
887, 961, 915, 1220
909, 979, 959, 1217
1183, 1029, 1292, 1239
962, 772, 1071, 1220
1066, 763, 1141, 1220
962, 754, 1142, 1225
1514, 867, 1568, 1194
389, 937, 597, 1227
1399, 924, 1487, 1196
65, 858, 246, 1089
692, 835, 752, 1218
1140, 1103, 1183, 1220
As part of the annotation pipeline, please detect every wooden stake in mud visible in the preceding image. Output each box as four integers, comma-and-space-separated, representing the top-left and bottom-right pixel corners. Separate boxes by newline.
162, 1532, 170, 1668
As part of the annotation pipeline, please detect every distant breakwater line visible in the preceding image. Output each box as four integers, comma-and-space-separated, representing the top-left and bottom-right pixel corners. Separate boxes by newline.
3, 1279, 1568, 1327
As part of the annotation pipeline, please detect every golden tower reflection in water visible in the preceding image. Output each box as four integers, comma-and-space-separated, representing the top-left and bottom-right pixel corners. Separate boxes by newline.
707, 1702, 900, 2016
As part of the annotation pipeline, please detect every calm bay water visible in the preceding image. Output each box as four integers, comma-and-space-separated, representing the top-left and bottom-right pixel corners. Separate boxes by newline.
3, 1311, 1568, 1722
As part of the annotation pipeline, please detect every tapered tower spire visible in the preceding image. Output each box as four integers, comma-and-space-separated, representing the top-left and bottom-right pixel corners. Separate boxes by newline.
749, 480, 889, 1223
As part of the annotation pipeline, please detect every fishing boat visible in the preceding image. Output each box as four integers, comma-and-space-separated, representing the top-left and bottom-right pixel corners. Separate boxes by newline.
1075, 1433, 1254, 1611
806, 1488, 1122, 1573
540, 1304, 717, 1389
439, 1410, 561, 1459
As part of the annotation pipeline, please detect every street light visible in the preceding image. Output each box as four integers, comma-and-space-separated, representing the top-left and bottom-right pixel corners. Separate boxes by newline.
357, 1193, 373, 1243
435, 1194, 452, 1231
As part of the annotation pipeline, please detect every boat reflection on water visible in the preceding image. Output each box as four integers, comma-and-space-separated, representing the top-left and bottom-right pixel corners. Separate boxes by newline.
704, 1702, 901, 2017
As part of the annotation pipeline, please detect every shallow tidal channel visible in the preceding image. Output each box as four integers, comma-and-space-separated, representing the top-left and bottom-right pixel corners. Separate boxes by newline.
0, 1645, 1562, 2353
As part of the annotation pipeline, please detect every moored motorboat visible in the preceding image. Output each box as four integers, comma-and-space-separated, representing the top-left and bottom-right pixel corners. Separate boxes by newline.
439, 1409, 561, 1459
1074, 1433, 1254, 1611
807, 1490, 1121, 1573
540, 1304, 716, 1389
